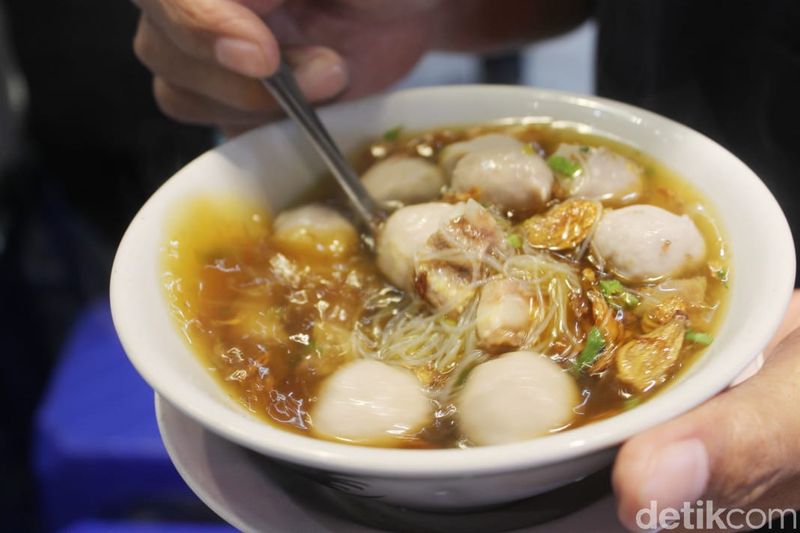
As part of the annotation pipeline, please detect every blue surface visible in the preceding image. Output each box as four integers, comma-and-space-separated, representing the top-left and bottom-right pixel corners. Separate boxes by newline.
60, 521, 235, 533
34, 301, 203, 530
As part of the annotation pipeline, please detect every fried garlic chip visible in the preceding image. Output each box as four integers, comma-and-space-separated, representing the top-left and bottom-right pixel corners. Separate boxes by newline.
617, 315, 687, 392
522, 199, 602, 250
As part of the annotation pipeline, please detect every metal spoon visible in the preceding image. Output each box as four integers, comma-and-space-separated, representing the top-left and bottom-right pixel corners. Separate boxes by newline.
262, 61, 385, 235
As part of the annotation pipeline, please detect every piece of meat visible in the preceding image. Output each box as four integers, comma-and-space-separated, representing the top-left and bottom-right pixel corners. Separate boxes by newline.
273, 204, 359, 258
451, 147, 554, 217
457, 351, 580, 445
414, 200, 509, 314
311, 359, 432, 445
591, 205, 706, 281
439, 133, 523, 175
361, 156, 446, 209
376, 202, 461, 291
552, 144, 643, 205
476, 279, 535, 353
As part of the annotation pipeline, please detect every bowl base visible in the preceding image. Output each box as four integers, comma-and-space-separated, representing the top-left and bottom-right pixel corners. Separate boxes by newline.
257, 455, 611, 533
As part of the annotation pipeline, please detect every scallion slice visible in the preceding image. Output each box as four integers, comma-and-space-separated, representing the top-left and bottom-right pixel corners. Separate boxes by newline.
685, 330, 713, 345
547, 155, 582, 177
575, 327, 605, 371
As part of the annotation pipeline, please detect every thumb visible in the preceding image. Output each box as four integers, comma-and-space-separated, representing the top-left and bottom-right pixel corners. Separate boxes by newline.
612, 327, 800, 531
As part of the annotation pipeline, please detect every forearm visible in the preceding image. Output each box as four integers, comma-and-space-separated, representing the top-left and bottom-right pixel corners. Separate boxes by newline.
432, 0, 592, 54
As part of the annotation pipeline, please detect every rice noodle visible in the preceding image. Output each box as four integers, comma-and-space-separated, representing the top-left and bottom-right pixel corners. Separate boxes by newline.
574, 201, 604, 261
353, 246, 582, 391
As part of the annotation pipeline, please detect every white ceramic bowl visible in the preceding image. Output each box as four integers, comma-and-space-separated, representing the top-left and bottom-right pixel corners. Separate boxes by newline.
111, 86, 795, 510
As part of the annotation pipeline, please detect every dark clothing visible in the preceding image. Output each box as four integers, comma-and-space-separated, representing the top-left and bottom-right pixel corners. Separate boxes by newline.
0, 2, 213, 529
597, 0, 800, 286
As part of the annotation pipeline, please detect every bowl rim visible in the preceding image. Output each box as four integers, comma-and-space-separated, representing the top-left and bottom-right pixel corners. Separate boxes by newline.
111, 84, 796, 477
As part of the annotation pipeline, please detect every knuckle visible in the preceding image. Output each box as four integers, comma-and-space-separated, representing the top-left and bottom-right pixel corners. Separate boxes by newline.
169, 1, 245, 39
232, 84, 273, 112
133, 20, 158, 69
152, 78, 194, 123
132, 21, 149, 62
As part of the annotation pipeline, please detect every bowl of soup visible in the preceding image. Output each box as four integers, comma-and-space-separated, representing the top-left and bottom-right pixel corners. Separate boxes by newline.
111, 85, 795, 509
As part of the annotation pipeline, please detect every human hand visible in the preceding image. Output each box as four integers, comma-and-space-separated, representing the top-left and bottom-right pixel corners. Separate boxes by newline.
613, 289, 800, 531
132, 0, 440, 134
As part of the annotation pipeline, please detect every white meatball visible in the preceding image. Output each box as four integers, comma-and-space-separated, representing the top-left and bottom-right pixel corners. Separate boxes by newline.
376, 202, 461, 290
414, 200, 509, 314
591, 205, 706, 281
451, 148, 554, 216
476, 279, 534, 353
439, 133, 523, 176
312, 360, 431, 445
361, 157, 445, 208
457, 351, 579, 446
273, 204, 359, 257
553, 144, 643, 205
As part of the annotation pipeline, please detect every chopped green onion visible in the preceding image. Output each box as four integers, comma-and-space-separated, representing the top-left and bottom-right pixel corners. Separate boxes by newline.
506, 233, 524, 249
575, 327, 605, 371
599, 279, 624, 296
521, 143, 536, 156
599, 279, 640, 308
382, 125, 404, 141
546, 155, 582, 177
624, 396, 642, 410
685, 329, 713, 345
621, 292, 640, 308
716, 267, 729, 288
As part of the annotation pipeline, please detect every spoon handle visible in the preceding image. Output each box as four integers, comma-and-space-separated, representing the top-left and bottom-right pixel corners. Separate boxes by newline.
262, 61, 384, 233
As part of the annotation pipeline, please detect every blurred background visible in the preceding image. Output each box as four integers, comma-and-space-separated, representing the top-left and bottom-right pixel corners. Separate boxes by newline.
0, 2, 596, 530
1, 1, 797, 532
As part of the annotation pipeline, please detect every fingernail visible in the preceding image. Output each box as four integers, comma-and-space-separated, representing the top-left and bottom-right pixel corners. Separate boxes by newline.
639, 439, 709, 510
292, 50, 348, 100
215, 38, 272, 78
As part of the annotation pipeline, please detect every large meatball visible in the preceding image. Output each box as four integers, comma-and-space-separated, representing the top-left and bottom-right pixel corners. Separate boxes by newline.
414, 200, 509, 314
272, 204, 359, 258
451, 148, 554, 216
439, 133, 523, 175
591, 205, 706, 281
376, 202, 461, 290
361, 156, 446, 209
553, 144, 643, 205
457, 351, 579, 446
311, 360, 431, 445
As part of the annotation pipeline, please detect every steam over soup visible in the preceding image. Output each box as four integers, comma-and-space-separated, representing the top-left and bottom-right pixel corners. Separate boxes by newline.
163, 121, 729, 448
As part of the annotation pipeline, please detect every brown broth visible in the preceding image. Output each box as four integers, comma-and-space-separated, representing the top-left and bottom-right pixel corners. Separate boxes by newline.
163, 122, 730, 448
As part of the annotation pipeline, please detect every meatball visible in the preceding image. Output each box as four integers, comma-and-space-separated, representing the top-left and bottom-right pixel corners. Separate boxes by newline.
553, 144, 643, 205
591, 205, 706, 281
273, 204, 359, 258
361, 156, 446, 209
414, 200, 509, 314
457, 351, 579, 445
476, 279, 535, 353
376, 202, 461, 290
311, 360, 431, 445
451, 148, 554, 216
439, 133, 523, 176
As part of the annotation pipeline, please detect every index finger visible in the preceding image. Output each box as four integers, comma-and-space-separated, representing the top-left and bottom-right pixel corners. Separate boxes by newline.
137, 0, 282, 77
